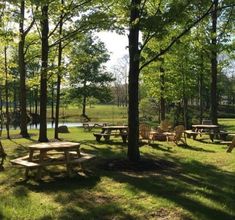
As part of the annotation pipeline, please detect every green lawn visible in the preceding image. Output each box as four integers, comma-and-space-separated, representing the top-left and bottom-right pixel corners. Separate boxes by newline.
49, 104, 128, 123
0, 121, 235, 220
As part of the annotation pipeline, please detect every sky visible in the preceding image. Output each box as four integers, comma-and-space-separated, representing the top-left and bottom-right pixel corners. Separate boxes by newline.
96, 31, 128, 69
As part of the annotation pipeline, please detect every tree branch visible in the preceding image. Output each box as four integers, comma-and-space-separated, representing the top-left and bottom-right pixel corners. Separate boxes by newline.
217, 6, 234, 43
48, 0, 92, 38
140, 3, 214, 71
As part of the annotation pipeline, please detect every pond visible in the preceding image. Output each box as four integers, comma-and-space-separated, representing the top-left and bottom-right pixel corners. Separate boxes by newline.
29, 122, 84, 129
7, 122, 84, 130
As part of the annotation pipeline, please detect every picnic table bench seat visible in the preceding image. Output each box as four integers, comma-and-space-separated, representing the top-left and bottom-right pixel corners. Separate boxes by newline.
10, 152, 95, 168
185, 130, 200, 139
93, 132, 128, 142
93, 133, 113, 141
11, 159, 40, 167
202, 130, 229, 141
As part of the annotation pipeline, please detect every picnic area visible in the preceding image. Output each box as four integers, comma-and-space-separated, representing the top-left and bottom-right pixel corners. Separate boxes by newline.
0, 1, 235, 219
0, 108, 234, 219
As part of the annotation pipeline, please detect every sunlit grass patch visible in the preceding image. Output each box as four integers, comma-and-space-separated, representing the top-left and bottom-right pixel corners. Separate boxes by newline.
0, 119, 234, 219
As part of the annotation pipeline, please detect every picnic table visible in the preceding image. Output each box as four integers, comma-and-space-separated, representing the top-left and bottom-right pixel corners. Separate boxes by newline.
11, 141, 94, 179
93, 125, 128, 143
83, 122, 109, 131
190, 124, 227, 142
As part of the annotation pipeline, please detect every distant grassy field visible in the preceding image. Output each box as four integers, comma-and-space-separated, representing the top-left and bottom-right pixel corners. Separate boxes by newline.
47, 104, 128, 123
0, 123, 235, 219
219, 118, 235, 131
50, 105, 235, 131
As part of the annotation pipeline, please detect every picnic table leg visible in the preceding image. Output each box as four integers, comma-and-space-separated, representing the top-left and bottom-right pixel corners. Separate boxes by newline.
25, 149, 34, 179
64, 151, 72, 177
104, 135, 110, 141
209, 133, 214, 142
95, 135, 102, 142
192, 134, 197, 140
37, 150, 46, 180
227, 144, 234, 153
75, 147, 82, 169
121, 134, 127, 143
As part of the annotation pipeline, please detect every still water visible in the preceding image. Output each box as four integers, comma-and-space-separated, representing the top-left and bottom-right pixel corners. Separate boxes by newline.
9, 122, 83, 130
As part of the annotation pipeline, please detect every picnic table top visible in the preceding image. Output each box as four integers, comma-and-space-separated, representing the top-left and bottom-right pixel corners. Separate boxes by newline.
102, 125, 128, 129
28, 141, 80, 150
192, 124, 219, 129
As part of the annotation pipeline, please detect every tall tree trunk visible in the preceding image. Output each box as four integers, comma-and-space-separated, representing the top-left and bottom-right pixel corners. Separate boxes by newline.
19, 0, 29, 138
183, 97, 188, 129
13, 81, 17, 112
199, 56, 204, 124
51, 85, 54, 126
160, 58, 165, 121
210, 0, 218, 125
39, 4, 49, 142
82, 81, 87, 116
182, 68, 188, 129
127, 0, 141, 162
0, 90, 3, 131
54, 0, 64, 139
82, 94, 87, 116
4, 46, 10, 139
34, 89, 38, 114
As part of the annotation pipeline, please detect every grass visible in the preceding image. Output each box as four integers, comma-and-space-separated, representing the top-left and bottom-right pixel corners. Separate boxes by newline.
0, 119, 234, 219
49, 104, 128, 123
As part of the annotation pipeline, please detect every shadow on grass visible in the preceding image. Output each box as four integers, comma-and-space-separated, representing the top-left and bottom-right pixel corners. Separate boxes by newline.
149, 143, 174, 152
4, 138, 235, 219
100, 155, 235, 220
20, 152, 233, 220
14, 170, 100, 192
177, 144, 216, 153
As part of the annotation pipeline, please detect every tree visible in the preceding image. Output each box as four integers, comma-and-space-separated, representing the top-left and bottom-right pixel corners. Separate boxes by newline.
18, 0, 35, 138
210, 0, 219, 125
127, 0, 216, 161
69, 34, 113, 116
112, 55, 129, 107
128, 0, 141, 162
38, 2, 49, 142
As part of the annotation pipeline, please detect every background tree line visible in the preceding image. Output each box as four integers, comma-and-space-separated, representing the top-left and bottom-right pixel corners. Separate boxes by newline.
0, 0, 234, 162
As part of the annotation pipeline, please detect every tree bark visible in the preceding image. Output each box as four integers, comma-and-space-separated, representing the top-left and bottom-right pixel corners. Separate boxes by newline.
160, 59, 165, 121
127, 0, 141, 162
19, 0, 29, 138
82, 94, 87, 116
54, 0, 64, 139
4, 46, 10, 139
51, 85, 54, 126
34, 89, 38, 114
199, 56, 204, 124
39, 4, 49, 142
210, 0, 218, 125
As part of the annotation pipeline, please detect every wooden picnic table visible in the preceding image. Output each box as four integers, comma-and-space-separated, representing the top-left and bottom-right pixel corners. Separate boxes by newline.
83, 122, 109, 131
11, 141, 94, 180
191, 124, 220, 142
94, 125, 128, 143
192, 124, 219, 130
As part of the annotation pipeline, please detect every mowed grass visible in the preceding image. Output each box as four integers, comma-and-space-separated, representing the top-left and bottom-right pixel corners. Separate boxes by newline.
0, 119, 234, 219
49, 104, 128, 123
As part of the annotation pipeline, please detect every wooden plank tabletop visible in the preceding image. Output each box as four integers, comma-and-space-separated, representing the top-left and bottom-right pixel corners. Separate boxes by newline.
28, 141, 80, 150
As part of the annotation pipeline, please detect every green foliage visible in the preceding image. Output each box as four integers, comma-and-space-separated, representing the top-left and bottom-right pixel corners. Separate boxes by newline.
139, 98, 159, 121
68, 33, 114, 103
